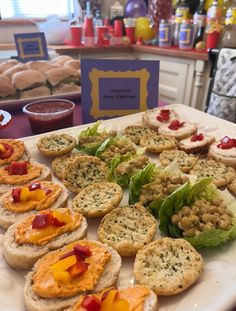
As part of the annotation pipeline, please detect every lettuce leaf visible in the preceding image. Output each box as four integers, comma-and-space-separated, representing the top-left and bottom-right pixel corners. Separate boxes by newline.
108, 153, 132, 188
95, 137, 115, 159
158, 177, 236, 248
79, 121, 101, 137
129, 163, 158, 204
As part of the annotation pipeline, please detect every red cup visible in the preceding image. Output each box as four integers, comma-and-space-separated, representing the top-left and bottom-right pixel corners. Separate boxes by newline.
206, 31, 220, 49
114, 20, 123, 37
70, 26, 82, 45
96, 26, 108, 45
125, 27, 135, 44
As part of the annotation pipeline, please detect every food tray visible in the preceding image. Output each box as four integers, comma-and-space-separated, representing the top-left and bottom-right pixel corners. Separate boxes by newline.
1, 104, 236, 311
0, 87, 81, 111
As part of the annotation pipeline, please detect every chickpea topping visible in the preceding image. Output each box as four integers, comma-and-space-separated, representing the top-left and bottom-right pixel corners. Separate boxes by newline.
171, 198, 233, 237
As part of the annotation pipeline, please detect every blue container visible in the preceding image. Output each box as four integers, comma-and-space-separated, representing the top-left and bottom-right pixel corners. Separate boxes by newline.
179, 20, 194, 50
159, 20, 172, 47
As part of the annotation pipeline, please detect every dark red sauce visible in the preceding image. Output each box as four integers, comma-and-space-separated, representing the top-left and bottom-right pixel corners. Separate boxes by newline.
24, 100, 74, 134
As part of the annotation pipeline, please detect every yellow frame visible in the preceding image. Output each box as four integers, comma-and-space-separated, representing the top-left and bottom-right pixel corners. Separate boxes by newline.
18, 37, 44, 59
89, 68, 150, 119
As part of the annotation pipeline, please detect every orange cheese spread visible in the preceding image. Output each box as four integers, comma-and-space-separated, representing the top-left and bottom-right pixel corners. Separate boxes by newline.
15, 208, 82, 245
3, 182, 62, 213
0, 139, 25, 166
71, 286, 151, 311
32, 241, 111, 299
0, 162, 41, 185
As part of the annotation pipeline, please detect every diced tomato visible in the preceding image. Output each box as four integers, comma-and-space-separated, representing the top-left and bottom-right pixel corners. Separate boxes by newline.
156, 109, 171, 123
73, 244, 92, 259
168, 120, 185, 130
11, 188, 22, 203
32, 214, 49, 229
0, 143, 14, 159
156, 115, 163, 122
82, 295, 102, 311
160, 109, 170, 114
28, 182, 41, 191
68, 259, 89, 278
191, 133, 204, 142
6, 161, 28, 175
217, 136, 236, 149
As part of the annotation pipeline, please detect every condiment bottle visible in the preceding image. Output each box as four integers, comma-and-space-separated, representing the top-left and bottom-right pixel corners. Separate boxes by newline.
173, 0, 190, 46
159, 19, 172, 47
194, 0, 207, 45
179, 19, 194, 49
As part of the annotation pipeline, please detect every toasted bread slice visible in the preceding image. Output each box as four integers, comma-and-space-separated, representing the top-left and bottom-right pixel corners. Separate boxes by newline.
72, 182, 123, 217
0, 181, 68, 229
134, 237, 203, 296
178, 133, 215, 154
98, 203, 157, 256
140, 133, 177, 154
208, 140, 236, 169
24, 241, 122, 311
3, 209, 87, 270
123, 125, 157, 145
158, 121, 197, 141
37, 134, 76, 157
142, 108, 179, 131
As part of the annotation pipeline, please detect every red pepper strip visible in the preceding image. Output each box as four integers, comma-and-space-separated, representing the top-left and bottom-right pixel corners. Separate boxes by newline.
5, 161, 28, 175
11, 188, 22, 203
0, 143, 14, 160
82, 295, 102, 311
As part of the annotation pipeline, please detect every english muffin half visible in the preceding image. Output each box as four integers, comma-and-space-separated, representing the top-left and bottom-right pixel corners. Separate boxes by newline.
98, 203, 157, 256
134, 237, 203, 296
140, 133, 177, 154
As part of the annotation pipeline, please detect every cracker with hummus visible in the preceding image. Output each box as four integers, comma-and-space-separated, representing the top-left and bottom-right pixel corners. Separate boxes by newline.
0, 181, 68, 229
3, 208, 88, 270
62, 155, 108, 193
37, 134, 76, 157
98, 203, 157, 256
24, 240, 121, 311
0, 139, 30, 166
0, 160, 51, 195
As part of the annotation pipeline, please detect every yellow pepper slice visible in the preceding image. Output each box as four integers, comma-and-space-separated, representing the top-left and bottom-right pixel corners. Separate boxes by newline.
0, 144, 6, 153
52, 210, 72, 224
100, 290, 118, 311
51, 255, 77, 271
112, 299, 129, 311
20, 187, 31, 202
30, 189, 46, 201
52, 270, 71, 284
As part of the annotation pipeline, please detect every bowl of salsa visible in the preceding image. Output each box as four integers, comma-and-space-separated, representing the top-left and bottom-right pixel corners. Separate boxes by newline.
23, 99, 75, 134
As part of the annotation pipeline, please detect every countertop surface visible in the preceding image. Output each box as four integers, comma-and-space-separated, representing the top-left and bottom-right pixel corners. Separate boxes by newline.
0, 43, 209, 61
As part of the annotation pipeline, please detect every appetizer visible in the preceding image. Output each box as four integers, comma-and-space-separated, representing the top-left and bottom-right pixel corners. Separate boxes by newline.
134, 237, 203, 295
37, 134, 76, 157
208, 136, 236, 168
62, 155, 108, 193
3, 208, 87, 270
24, 240, 121, 311
0, 160, 51, 195
72, 182, 123, 218
67, 286, 158, 311
159, 150, 198, 173
0, 139, 30, 166
157, 178, 236, 248
123, 125, 157, 145
98, 203, 157, 256
139, 133, 177, 154
178, 132, 215, 154
158, 120, 197, 141
0, 181, 68, 229
142, 107, 179, 131
190, 159, 235, 187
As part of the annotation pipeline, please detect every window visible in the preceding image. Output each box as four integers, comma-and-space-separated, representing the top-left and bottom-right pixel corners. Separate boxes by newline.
1, 0, 77, 19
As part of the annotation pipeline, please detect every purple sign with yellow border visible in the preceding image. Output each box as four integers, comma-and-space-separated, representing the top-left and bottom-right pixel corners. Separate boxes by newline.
81, 59, 159, 124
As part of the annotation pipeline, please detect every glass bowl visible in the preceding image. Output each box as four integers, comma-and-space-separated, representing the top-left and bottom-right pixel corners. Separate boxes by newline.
23, 99, 75, 134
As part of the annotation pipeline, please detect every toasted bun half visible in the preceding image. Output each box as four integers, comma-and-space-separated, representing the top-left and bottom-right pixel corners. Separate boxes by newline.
53, 84, 81, 95
0, 160, 52, 196
0, 76, 16, 97
66, 286, 158, 311
0, 181, 68, 229
0, 59, 19, 73
3, 209, 87, 270
24, 240, 122, 311
27, 61, 57, 72
12, 70, 45, 91
158, 121, 197, 141
208, 140, 236, 168
3, 64, 28, 80
45, 67, 79, 87
20, 86, 51, 99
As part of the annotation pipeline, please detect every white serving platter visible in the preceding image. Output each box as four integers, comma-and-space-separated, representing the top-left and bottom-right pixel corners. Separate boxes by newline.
1, 104, 236, 311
